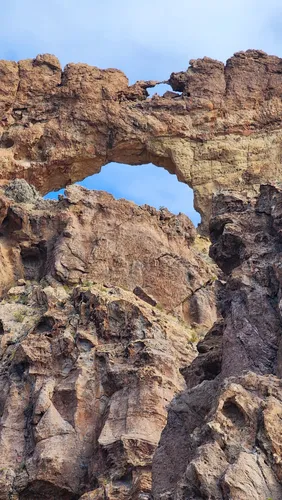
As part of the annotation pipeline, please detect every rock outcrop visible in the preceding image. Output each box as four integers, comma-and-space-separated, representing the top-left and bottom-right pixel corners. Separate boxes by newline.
153, 185, 282, 499
2, 50, 282, 229
0, 182, 216, 499
1, 50, 282, 499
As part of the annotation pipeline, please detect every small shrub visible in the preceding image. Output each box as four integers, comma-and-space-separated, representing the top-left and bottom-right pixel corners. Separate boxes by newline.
14, 311, 25, 323
19, 461, 25, 471
9, 294, 20, 302
155, 303, 164, 311
190, 331, 198, 343
82, 280, 92, 288
19, 295, 29, 305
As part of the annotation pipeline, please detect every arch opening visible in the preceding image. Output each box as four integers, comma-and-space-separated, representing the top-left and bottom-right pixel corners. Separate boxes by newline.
146, 83, 182, 98
45, 162, 200, 227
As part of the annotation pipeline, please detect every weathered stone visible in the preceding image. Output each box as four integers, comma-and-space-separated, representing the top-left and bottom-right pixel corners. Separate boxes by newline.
133, 286, 157, 306
1, 51, 282, 229
0, 184, 217, 323
1, 50, 282, 499
153, 185, 282, 499
0, 183, 216, 499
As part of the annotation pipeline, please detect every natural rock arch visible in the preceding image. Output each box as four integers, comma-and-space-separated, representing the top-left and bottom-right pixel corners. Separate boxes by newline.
1, 49, 282, 231
66, 162, 200, 225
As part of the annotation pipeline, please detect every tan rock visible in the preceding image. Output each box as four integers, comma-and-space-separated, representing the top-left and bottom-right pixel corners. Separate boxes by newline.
1, 51, 282, 229
2, 50, 282, 499
0, 184, 217, 324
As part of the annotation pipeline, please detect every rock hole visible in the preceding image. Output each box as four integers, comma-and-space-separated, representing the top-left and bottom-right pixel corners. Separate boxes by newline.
20, 242, 47, 280
19, 481, 79, 500
0, 136, 14, 149
45, 163, 200, 227
0, 320, 4, 335
10, 361, 29, 380
0, 208, 23, 236
222, 398, 246, 427
77, 338, 93, 352
114, 470, 133, 487
35, 316, 55, 333
202, 360, 221, 380
147, 83, 182, 98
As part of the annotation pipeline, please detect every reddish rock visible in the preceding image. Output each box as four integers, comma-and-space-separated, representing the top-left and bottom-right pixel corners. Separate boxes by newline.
1, 51, 282, 229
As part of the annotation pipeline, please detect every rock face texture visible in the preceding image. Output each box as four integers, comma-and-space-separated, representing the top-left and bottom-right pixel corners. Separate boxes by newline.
1, 50, 282, 499
153, 186, 282, 499
0, 181, 216, 324
2, 50, 282, 229
0, 181, 216, 499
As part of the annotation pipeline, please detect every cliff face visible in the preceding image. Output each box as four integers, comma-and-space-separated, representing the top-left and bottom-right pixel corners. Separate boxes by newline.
1, 50, 282, 500
1, 50, 282, 230
153, 186, 282, 499
0, 181, 216, 499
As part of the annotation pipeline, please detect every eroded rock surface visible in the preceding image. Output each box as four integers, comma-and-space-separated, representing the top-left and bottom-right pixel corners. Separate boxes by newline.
153, 185, 282, 499
0, 181, 217, 325
2, 49, 282, 499
0, 182, 217, 499
2, 50, 282, 229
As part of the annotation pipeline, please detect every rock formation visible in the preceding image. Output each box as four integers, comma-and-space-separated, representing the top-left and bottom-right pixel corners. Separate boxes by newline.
0, 181, 216, 499
2, 50, 282, 230
1, 50, 282, 499
153, 186, 282, 499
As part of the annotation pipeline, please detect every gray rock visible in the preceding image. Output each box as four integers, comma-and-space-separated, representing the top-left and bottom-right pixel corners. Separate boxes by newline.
4, 179, 41, 204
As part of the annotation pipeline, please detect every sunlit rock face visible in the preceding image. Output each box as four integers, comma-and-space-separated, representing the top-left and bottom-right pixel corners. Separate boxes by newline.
2, 50, 282, 230
2, 49, 282, 499
0, 181, 217, 499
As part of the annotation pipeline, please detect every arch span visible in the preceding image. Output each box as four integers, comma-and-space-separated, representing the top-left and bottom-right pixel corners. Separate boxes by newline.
2, 51, 282, 232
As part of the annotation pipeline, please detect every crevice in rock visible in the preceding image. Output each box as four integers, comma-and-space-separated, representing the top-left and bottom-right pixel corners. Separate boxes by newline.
19, 481, 79, 500
20, 242, 47, 281
222, 398, 246, 427
0, 208, 24, 236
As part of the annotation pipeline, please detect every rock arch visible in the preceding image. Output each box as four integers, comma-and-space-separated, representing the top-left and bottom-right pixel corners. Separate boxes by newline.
1, 50, 282, 231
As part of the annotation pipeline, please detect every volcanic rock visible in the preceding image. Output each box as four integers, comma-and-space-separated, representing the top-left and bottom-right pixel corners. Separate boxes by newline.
0, 182, 216, 499
153, 185, 282, 499
1, 51, 282, 230
1, 50, 282, 499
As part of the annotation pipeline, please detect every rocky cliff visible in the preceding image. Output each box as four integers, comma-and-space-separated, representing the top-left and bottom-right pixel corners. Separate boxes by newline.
0, 180, 217, 499
0, 50, 282, 499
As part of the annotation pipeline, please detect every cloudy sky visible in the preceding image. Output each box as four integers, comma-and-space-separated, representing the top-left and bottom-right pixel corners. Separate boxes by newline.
1, 1, 282, 224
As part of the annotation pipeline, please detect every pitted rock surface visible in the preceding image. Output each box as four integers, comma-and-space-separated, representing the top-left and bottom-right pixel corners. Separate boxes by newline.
2, 49, 282, 499
0, 183, 216, 499
153, 185, 282, 499
2, 50, 282, 229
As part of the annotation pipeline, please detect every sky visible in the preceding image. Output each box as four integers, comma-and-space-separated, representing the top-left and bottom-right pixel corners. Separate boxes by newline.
1, 1, 282, 225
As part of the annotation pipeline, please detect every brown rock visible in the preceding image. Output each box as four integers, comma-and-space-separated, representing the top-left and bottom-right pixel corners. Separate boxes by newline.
133, 286, 157, 306
1, 51, 282, 229
0, 182, 216, 499
153, 185, 282, 499
2, 50, 282, 499
0, 183, 217, 324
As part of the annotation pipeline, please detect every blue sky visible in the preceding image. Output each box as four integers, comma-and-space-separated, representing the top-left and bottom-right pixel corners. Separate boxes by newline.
1, 1, 282, 225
